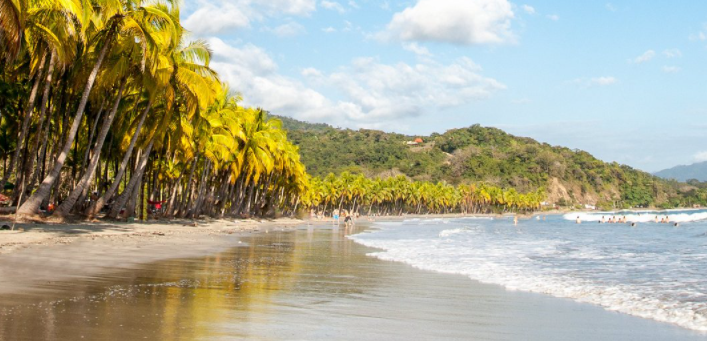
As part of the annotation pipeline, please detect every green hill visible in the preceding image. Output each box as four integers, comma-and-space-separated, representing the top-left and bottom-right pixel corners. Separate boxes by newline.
277, 116, 702, 209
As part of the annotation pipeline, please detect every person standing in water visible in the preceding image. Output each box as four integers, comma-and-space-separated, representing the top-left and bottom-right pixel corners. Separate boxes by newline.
576, 216, 581, 224
514, 216, 518, 226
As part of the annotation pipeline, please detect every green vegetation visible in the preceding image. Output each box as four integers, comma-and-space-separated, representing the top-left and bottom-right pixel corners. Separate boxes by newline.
280, 116, 707, 210
302, 173, 544, 215
0, 0, 307, 220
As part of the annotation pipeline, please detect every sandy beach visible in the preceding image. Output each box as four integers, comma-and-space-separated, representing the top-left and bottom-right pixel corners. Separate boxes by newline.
1, 220, 705, 340
0, 218, 302, 297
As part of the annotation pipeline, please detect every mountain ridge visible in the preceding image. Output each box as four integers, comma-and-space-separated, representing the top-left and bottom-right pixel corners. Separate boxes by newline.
276, 115, 700, 209
654, 161, 707, 182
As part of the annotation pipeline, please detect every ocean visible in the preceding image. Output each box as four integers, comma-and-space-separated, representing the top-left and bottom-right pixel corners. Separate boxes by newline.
350, 211, 707, 332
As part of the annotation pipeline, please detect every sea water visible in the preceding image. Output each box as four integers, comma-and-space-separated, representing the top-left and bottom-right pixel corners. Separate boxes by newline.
349, 212, 707, 332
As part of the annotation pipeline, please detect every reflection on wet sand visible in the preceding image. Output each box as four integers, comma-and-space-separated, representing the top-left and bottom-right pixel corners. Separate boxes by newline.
1, 224, 704, 341
0, 225, 370, 340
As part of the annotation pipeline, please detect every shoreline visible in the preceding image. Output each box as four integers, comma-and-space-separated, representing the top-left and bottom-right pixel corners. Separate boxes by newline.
2, 222, 704, 340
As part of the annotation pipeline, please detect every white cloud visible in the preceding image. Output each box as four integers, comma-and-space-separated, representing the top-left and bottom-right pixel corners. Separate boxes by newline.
183, 3, 251, 35
663, 49, 682, 58
590, 76, 617, 86
689, 25, 707, 41
402, 42, 432, 56
322, 27, 337, 33
265, 22, 306, 37
522, 5, 535, 15
207, 38, 505, 127
631, 50, 655, 64
256, 0, 317, 15
183, 0, 316, 35
662, 66, 681, 73
312, 57, 506, 123
382, 0, 516, 45
301, 68, 323, 77
695, 151, 707, 162
348, 1, 359, 9
546, 14, 559, 21
571, 76, 618, 87
321, 0, 345, 13
605, 3, 617, 12
208, 38, 331, 120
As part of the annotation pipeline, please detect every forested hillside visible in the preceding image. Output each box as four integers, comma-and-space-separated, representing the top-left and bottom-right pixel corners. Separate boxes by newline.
278, 116, 705, 209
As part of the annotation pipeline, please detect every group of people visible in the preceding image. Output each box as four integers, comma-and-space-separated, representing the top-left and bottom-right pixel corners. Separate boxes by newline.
573, 215, 679, 227
598, 216, 629, 224
310, 209, 357, 228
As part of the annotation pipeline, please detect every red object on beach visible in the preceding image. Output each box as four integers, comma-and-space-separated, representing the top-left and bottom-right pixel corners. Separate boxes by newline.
147, 200, 166, 210
0, 194, 10, 205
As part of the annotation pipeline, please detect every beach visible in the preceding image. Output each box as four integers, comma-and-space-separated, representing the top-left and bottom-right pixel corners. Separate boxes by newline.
1, 219, 705, 340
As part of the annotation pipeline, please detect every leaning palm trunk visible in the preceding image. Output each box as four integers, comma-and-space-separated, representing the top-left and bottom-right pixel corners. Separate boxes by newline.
177, 156, 199, 217
20, 50, 56, 200
80, 99, 106, 173
17, 25, 117, 216
107, 140, 154, 219
85, 98, 152, 218
189, 160, 211, 218
55, 80, 126, 217
1, 51, 47, 194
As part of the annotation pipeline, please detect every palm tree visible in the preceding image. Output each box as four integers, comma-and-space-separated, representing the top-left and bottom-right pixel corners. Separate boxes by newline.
18, 0, 176, 216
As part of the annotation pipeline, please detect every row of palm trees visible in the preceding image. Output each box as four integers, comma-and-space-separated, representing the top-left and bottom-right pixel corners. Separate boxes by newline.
0, 0, 308, 220
302, 172, 546, 216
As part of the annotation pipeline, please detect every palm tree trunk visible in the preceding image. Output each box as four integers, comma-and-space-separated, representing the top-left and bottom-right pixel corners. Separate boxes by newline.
177, 155, 199, 217
188, 159, 211, 218
85, 97, 152, 218
21, 50, 56, 198
17, 25, 117, 216
1, 51, 47, 193
108, 139, 154, 219
55, 79, 126, 217
80, 99, 106, 174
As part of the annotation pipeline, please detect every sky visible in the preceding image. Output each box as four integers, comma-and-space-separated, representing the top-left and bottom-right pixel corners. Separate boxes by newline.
180, 0, 707, 173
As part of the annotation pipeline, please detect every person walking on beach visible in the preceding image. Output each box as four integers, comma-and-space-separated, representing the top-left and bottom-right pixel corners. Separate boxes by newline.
344, 212, 353, 228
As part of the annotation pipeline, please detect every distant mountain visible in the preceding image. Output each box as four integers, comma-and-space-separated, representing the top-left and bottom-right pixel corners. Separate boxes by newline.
275, 115, 696, 209
654, 161, 707, 182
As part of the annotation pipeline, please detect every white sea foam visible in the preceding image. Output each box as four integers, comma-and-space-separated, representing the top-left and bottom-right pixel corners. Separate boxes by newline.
350, 217, 707, 332
564, 210, 707, 223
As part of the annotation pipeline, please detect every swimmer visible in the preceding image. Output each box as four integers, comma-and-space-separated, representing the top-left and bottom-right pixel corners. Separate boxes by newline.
576, 216, 581, 224
655, 215, 659, 223
674, 222, 679, 227
631, 222, 637, 227
601, 216, 605, 224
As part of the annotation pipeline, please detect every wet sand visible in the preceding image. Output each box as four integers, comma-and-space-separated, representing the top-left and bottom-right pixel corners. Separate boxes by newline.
1, 223, 706, 340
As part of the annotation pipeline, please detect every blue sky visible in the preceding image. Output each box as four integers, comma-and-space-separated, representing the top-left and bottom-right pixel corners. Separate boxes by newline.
181, 0, 707, 173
